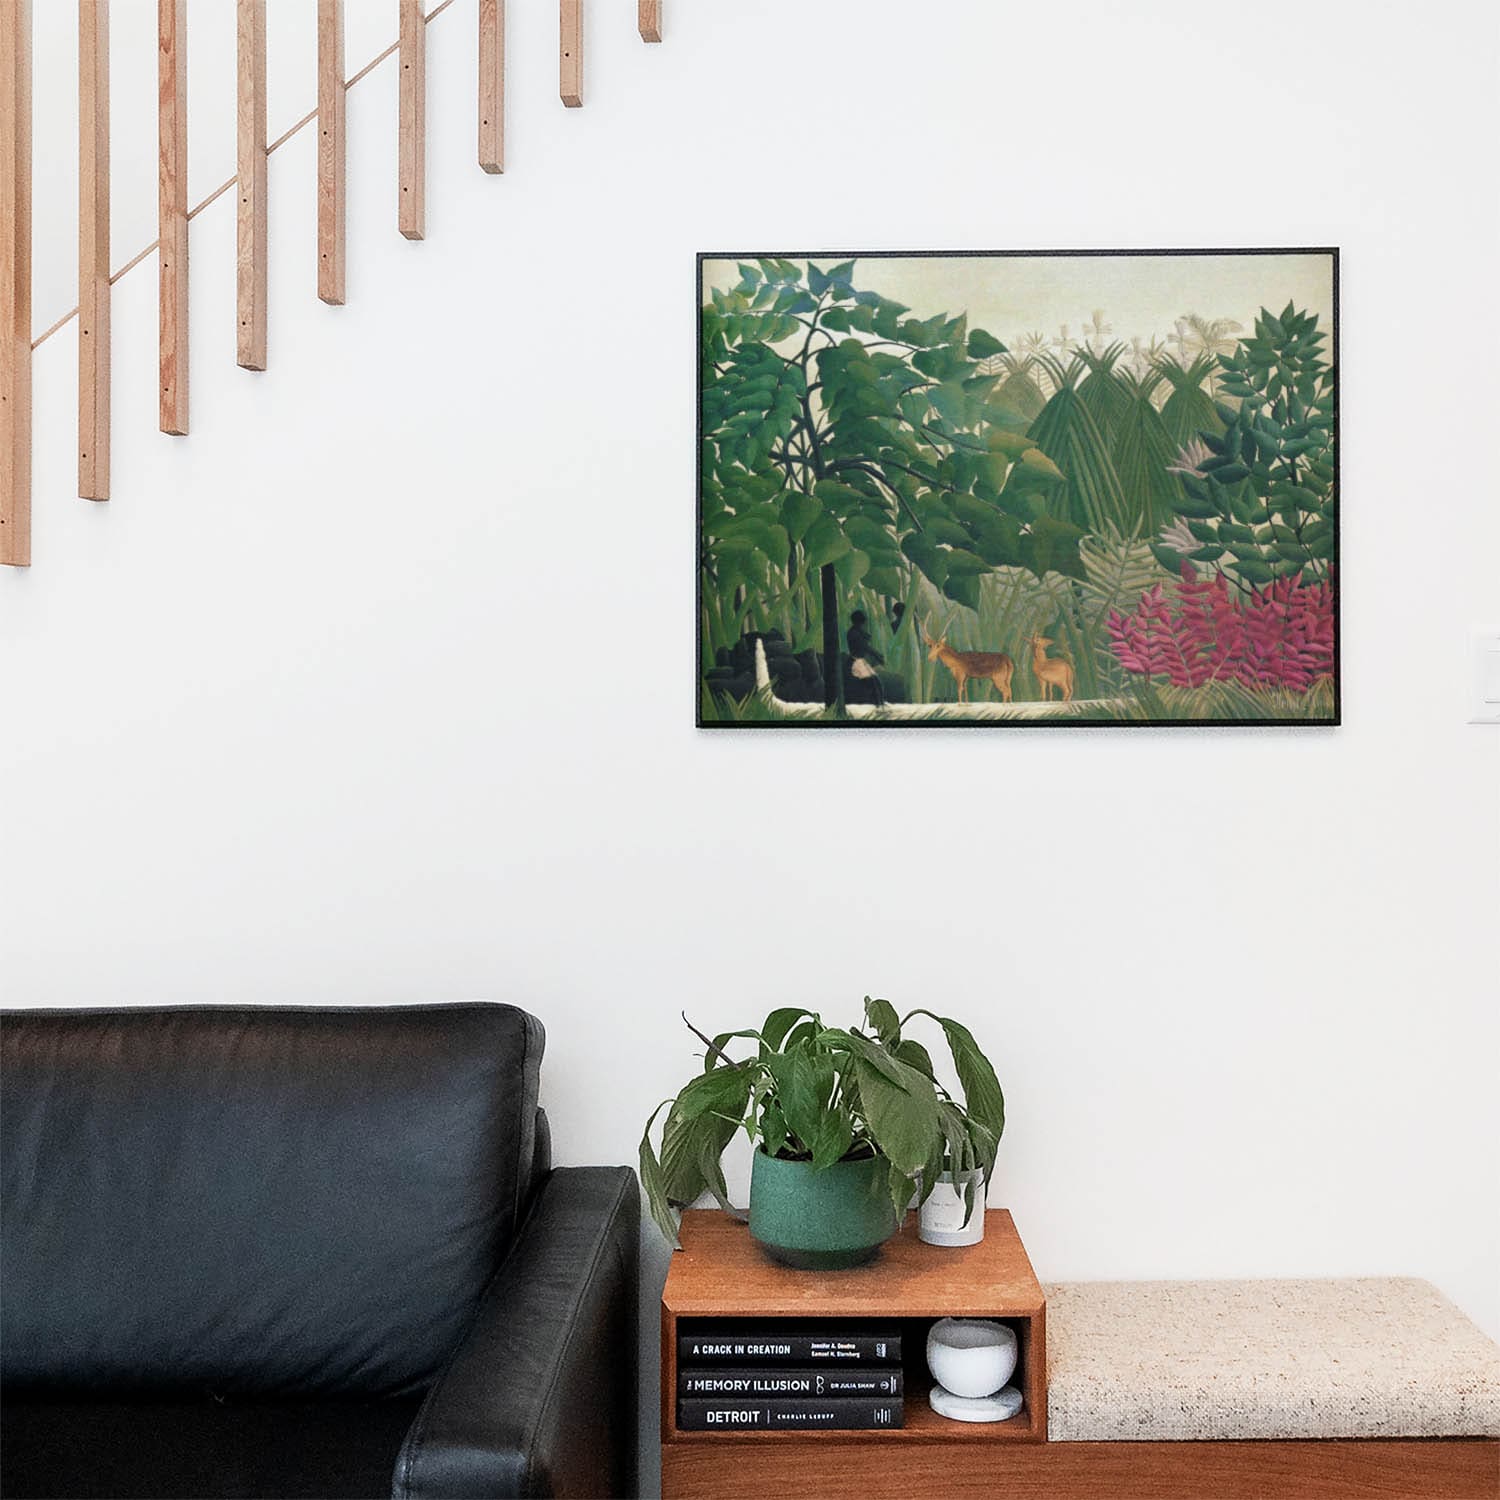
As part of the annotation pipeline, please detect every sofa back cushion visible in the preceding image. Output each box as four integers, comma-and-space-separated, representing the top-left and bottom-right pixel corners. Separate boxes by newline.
1, 1004, 543, 1398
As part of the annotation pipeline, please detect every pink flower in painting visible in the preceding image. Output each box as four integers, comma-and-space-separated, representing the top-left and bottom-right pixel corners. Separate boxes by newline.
1108, 564, 1335, 691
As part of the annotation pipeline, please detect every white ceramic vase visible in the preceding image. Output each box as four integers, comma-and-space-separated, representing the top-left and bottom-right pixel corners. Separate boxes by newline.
925, 1317, 1018, 1399
917, 1169, 986, 1247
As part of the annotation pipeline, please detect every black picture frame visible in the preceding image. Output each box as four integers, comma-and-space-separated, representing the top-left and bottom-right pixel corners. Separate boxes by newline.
697, 247, 1340, 730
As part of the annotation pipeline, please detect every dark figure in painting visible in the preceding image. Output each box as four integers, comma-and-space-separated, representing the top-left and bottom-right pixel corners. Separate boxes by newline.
847, 611, 885, 668
846, 610, 886, 708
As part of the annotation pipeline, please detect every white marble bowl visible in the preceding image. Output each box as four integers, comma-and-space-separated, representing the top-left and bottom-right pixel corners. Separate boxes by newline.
926, 1317, 1018, 1399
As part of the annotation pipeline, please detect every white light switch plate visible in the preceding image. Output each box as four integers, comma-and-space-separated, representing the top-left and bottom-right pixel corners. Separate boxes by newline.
1472, 628, 1500, 724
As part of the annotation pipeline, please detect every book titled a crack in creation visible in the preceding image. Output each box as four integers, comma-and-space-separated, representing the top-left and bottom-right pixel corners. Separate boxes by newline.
677, 1330, 900, 1364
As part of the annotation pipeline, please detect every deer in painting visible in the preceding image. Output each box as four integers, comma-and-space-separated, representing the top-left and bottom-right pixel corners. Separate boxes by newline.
922, 625, 1014, 704
1027, 634, 1075, 702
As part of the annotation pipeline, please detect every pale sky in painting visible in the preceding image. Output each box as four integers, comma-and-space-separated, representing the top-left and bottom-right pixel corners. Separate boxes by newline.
702, 253, 1336, 353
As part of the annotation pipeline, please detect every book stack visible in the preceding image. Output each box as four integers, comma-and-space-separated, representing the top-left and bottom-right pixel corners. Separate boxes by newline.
676, 1326, 904, 1431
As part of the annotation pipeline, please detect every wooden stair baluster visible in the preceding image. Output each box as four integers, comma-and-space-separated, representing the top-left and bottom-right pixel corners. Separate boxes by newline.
236, 0, 267, 370
79, 1, 109, 499
158, 0, 188, 435
317, 0, 345, 304
1, 0, 30, 564
398, 0, 425, 239
478, 0, 503, 174
560, 0, 582, 108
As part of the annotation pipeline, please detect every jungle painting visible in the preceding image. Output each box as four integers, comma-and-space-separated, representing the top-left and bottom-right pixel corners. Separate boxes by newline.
698, 250, 1338, 726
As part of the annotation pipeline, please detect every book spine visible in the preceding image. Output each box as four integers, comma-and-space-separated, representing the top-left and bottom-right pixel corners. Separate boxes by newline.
677, 1334, 901, 1365
679, 1367, 904, 1398
677, 1397, 904, 1431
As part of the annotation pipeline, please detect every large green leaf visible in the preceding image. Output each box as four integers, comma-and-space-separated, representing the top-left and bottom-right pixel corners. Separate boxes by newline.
808, 1107, 855, 1172
987, 430, 1039, 460
1014, 447, 1065, 488
922, 515, 974, 548
802, 515, 851, 571
758, 1096, 789, 1159
661, 1105, 736, 1207
936, 1103, 986, 1226
904, 1009, 1005, 1147
760, 1007, 816, 1053
967, 328, 1006, 360
929, 382, 973, 433
640, 1101, 680, 1247
674, 1061, 755, 1123
843, 514, 898, 559
901, 532, 949, 587
967, 513, 1023, 568
693, 1122, 736, 1214
813, 478, 873, 515
864, 997, 901, 1044
893, 1038, 935, 1079
781, 489, 819, 543
834, 547, 871, 590
664, 1041, 755, 1203
937, 546, 991, 609
699, 1028, 762, 1072
937, 1101, 973, 1178
849, 1054, 939, 1175
764, 1044, 831, 1155
1019, 515, 1087, 581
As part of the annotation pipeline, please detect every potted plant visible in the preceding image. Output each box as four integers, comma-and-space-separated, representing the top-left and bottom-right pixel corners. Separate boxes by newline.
640, 997, 1004, 1268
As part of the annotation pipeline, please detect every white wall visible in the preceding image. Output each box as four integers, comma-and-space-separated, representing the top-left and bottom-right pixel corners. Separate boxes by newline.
5, 0, 1498, 1472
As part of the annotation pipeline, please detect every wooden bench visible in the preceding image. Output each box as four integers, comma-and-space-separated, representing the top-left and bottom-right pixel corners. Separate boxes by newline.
1035, 1276, 1500, 1498
659, 1213, 1500, 1499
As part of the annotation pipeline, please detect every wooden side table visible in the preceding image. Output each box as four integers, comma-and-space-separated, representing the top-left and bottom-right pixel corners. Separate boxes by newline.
661, 1209, 1046, 1500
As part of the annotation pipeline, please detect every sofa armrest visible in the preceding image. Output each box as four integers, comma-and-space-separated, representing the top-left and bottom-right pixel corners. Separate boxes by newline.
394, 1166, 640, 1500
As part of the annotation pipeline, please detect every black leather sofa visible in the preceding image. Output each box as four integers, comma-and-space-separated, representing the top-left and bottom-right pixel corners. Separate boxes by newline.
0, 1004, 639, 1500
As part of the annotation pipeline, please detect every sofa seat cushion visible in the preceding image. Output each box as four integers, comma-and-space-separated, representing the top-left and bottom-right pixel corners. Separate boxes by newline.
1, 1394, 423, 1500
1043, 1277, 1500, 1442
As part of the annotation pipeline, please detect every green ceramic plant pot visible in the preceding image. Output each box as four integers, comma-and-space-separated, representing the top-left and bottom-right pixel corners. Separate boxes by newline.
748, 1149, 898, 1270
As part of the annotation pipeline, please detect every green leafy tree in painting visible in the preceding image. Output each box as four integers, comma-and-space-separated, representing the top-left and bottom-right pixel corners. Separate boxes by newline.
1026, 353, 1131, 536
701, 259, 1083, 706
1111, 365, 1183, 537
991, 352, 1048, 423
1153, 353, 1226, 448
1155, 305, 1335, 590
1074, 344, 1136, 454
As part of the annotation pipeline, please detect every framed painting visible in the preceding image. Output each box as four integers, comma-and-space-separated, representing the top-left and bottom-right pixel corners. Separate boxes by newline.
697, 249, 1338, 727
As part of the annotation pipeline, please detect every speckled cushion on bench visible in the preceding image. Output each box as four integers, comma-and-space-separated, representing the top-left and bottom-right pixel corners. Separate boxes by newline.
1042, 1277, 1500, 1441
